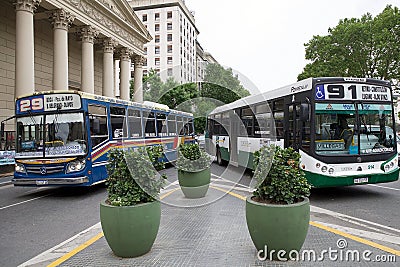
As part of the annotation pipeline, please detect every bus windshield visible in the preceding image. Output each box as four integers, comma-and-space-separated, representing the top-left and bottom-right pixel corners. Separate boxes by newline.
315, 103, 395, 156
16, 113, 87, 158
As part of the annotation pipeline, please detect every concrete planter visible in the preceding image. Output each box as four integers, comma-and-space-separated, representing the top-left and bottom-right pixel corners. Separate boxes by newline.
245, 196, 310, 260
100, 200, 161, 258
178, 168, 211, 198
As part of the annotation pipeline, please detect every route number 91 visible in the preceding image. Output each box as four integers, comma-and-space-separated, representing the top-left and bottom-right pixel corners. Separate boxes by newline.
327, 85, 357, 99
20, 98, 44, 112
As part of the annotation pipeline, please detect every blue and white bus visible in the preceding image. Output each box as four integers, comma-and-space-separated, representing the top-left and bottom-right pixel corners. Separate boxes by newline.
7, 91, 194, 186
207, 77, 399, 187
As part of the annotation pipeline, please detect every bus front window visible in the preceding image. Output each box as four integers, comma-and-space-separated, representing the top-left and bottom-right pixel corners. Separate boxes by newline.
45, 113, 87, 157
357, 104, 395, 155
314, 103, 395, 155
15, 113, 87, 158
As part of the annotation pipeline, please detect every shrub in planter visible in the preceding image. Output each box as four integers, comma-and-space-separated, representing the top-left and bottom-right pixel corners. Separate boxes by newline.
176, 143, 212, 198
100, 146, 166, 257
246, 145, 311, 260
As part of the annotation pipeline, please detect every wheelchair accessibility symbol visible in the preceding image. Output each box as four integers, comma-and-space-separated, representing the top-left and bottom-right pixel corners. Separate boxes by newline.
315, 85, 325, 99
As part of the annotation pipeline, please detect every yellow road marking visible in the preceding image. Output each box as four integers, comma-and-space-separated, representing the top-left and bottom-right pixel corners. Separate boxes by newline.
309, 221, 400, 256
47, 232, 104, 267
210, 185, 247, 200
160, 188, 180, 199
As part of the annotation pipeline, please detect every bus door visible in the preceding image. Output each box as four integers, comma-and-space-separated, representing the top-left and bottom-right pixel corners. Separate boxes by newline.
286, 103, 302, 150
229, 110, 239, 166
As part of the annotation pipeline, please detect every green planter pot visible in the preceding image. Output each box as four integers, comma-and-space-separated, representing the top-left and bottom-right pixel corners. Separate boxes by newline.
100, 200, 161, 258
246, 196, 310, 260
178, 168, 211, 198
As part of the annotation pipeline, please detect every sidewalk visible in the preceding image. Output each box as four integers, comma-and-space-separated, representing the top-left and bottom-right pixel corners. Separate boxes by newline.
20, 178, 400, 267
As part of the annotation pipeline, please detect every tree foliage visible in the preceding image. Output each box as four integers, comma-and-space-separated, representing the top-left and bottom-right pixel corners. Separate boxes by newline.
298, 5, 400, 84
201, 63, 250, 103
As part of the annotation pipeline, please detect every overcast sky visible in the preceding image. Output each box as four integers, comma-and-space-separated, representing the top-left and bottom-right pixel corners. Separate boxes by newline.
185, 0, 400, 94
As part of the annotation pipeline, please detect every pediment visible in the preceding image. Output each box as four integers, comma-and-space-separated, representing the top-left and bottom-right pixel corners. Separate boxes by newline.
95, 0, 151, 40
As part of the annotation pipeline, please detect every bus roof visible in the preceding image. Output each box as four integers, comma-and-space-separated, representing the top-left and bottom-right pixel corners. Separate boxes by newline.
210, 78, 313, 115
16, 90, 193, 117
209, 77, 391, 115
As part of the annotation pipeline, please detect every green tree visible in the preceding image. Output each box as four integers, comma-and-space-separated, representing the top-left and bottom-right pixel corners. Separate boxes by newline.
201, 63, 250, 103
298, 5, 400, 84
159, 82, 198, 108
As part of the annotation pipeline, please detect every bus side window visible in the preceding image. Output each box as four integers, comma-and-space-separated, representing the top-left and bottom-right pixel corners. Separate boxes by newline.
167, 114, 177, 136
88, 104, 108, 148
144, 111, 156, 137
128, 109, 142, 138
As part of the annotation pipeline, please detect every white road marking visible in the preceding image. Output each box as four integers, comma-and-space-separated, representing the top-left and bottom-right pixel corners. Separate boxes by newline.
367, 184, 400, 191
0, 194, 51, 210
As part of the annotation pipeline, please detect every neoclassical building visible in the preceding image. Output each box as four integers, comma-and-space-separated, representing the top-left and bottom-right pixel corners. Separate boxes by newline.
0, 0, 152, 131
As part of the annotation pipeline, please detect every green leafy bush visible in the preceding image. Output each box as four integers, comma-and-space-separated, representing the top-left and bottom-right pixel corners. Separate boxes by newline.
105, 146, 166, 206
253, 145, 311, 204
176, 143, 211, 172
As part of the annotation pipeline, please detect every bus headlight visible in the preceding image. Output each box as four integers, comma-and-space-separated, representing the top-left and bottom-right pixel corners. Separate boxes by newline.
383, 159, 396, 172
66, 159, 86, 173
15, 163, 26, 174
328, 168, 334, 174
321, 166, 327, 172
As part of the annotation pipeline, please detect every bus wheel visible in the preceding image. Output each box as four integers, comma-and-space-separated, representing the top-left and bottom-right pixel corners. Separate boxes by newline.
217, 148, 225, 166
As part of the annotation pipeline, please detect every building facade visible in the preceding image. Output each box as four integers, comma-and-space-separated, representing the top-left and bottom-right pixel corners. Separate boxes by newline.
0, 0, 151, 132
129, 0, 198, 84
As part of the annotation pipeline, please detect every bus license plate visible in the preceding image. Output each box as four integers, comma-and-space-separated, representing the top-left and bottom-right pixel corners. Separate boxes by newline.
36, 180, 49, 185
354, 177, 368, 184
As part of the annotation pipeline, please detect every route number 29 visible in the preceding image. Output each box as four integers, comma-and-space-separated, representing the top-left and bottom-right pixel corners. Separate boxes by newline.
327, 85, 357, 99
20, 98, 44, 112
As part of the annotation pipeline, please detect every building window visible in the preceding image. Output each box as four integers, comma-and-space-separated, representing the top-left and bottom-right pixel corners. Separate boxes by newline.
167, 45, 172, 53
142, 14, 147, 22
167, 22, 172, 30
155, 35, 160, 43
155, 46, 160, 54
155, 58, 160, 66
144, 47, 147, 55
167, 11, 172, 19
155, 24, 160, 32
143, 59, 147, 66
167, 57, 172, 65
167, 68, 173, 76
167, 34, 172, 42
155, 13, 160, 20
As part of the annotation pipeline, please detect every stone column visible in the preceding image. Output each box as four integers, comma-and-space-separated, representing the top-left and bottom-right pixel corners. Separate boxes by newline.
50, 9, 74, 90
119, 48, 131, 101
102, 38, 117, 97
133, 55, 144, 103
14, 0, 41, 98
78, 26, 98, 94
114, 59, 120, 97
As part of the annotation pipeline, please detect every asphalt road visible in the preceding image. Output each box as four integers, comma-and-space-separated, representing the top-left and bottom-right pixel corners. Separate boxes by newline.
0, 163, 399, 266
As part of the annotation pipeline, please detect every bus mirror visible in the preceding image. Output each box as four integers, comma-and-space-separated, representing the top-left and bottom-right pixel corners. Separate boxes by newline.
300, 103, 310, 122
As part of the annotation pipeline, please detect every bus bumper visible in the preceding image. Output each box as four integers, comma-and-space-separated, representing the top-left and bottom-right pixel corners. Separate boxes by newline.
12, 176, 89, 186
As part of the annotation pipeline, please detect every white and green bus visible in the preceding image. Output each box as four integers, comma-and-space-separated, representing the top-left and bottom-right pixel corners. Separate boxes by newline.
206, 77, 399, 187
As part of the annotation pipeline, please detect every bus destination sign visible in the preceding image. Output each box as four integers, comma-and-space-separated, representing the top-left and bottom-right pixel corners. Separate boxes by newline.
17, 93, 81, 113
315, 84, 391, 102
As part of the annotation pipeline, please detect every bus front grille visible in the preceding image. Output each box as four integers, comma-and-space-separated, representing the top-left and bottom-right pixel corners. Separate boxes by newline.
26, 165, 65, 175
